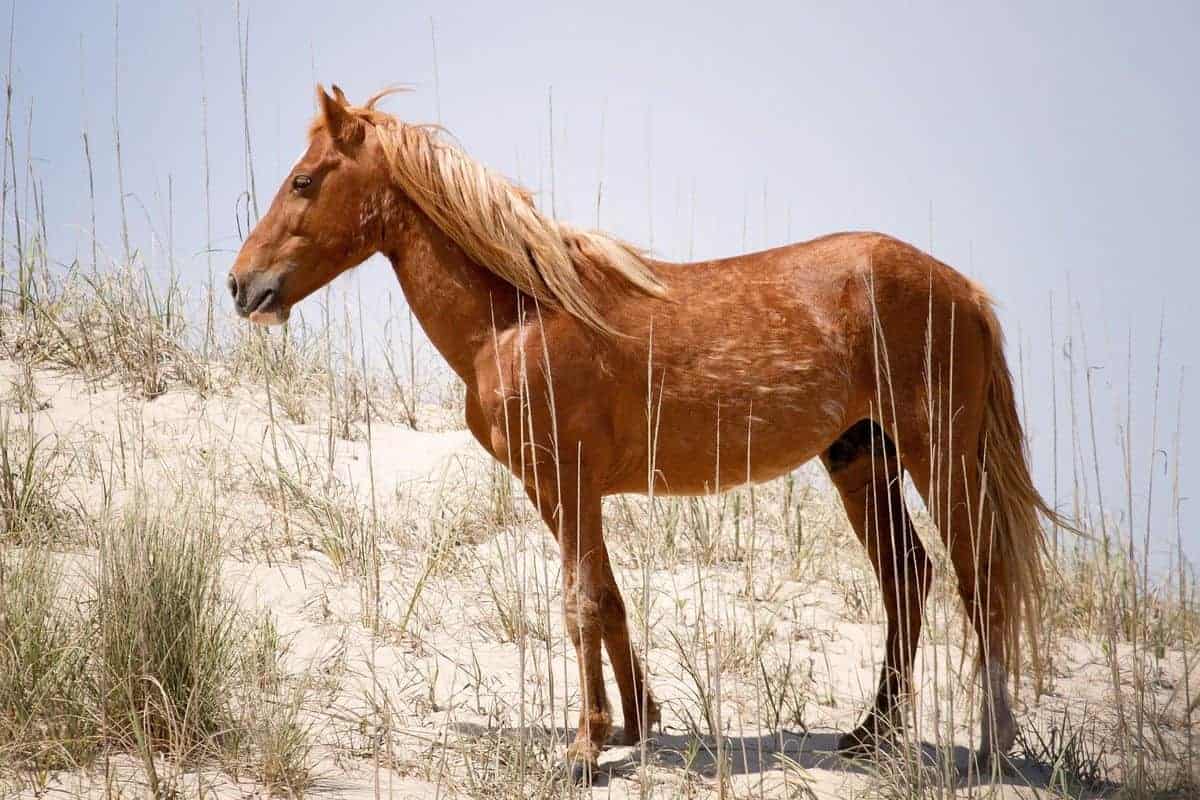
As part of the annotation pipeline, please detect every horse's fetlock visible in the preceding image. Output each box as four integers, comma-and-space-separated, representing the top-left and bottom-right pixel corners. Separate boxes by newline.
580, 708, 612, 742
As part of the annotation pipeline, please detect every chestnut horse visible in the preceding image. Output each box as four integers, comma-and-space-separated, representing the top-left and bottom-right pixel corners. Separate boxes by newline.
230, 86, 1060, 780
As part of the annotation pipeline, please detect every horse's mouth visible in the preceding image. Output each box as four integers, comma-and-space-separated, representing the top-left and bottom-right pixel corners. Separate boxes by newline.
247, 292, 290, 326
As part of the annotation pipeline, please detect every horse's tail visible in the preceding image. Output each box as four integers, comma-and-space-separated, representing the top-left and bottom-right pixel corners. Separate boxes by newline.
976, 300, 1068, 677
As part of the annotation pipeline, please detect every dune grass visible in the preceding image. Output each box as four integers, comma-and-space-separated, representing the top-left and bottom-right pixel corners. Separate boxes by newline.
0, 495, 316, 794
0, 550, 95, 771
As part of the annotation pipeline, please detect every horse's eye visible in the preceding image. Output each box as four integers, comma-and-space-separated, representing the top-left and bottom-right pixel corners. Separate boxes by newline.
292, 174, 312, 191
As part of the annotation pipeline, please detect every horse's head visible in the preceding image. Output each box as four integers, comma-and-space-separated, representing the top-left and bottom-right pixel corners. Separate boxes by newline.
228, 85, 393, 325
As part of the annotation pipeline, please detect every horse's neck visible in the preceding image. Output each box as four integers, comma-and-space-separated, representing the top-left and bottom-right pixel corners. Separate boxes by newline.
384, 209, 521, 382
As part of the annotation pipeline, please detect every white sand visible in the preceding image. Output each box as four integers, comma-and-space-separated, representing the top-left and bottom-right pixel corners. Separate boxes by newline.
1, 359, 1188, 799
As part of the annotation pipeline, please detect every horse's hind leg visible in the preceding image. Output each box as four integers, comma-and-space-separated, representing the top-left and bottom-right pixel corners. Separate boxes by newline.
912, 447, 1018, 759
822, 419, 933, 755
902, 408, 1019, 761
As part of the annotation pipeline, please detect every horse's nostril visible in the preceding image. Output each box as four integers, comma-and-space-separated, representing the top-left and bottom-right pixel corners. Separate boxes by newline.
227, 273, 239, 300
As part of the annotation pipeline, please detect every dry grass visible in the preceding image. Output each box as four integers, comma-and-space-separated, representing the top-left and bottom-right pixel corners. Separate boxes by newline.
2, 263, 207, 398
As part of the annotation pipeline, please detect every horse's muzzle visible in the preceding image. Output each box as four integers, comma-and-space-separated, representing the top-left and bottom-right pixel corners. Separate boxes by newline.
228, 270, 286, 324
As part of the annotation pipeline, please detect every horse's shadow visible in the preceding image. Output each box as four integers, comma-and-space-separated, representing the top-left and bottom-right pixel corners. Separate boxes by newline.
450, 721, 1118, 797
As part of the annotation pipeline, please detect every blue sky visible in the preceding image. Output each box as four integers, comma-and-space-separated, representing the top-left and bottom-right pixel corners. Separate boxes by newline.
7, 1, 1197, 564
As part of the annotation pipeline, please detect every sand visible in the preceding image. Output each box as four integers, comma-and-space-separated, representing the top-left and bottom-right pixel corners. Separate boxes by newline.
1, 358, 1189, 799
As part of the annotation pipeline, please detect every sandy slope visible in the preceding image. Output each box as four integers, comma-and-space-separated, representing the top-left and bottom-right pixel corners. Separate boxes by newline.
1, 359, 1189, 799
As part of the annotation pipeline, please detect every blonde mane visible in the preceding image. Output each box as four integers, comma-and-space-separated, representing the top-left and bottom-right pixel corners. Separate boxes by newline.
327, 92, 667, 334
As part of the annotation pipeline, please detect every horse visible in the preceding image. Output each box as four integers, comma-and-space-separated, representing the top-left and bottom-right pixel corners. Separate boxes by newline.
229, 85, 1061, 781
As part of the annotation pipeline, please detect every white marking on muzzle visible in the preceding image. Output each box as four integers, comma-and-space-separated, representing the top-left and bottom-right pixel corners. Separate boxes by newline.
248, 305, 290, 327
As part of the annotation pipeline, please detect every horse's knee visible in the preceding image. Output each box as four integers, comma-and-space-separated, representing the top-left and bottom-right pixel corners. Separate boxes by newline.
564, 591, 603, 642
566, 579, 628, 640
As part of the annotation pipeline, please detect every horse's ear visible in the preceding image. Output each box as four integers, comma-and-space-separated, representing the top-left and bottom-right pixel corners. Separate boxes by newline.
330, 84, 349, 106
317, 84, 364, 147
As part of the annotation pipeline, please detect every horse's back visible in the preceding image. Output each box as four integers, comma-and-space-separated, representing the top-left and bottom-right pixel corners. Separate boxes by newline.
526, 231, 996, 495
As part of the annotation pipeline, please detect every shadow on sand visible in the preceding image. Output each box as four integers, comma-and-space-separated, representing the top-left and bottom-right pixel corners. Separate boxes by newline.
451, 721, 1119, 797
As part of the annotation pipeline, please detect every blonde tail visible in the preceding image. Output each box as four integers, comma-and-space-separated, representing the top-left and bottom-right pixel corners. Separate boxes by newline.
977, 302, 1069, 678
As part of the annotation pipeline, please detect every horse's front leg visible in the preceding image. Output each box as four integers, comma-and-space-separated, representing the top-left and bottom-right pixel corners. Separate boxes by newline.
599, 557, 660, 746
528, 480, 612, 782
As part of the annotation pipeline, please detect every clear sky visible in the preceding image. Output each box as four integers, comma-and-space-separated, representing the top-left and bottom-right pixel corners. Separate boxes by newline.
7, 1, 1197, 564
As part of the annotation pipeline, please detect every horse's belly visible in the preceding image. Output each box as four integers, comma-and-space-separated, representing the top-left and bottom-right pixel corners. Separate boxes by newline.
606, 415, 835, 496
596, 347, 858, 496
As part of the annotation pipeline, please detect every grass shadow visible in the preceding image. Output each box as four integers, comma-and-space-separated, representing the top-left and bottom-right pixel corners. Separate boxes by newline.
450, 720, 1122, 796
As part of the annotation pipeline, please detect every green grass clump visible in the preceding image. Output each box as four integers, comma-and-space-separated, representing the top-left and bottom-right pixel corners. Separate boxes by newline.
0, 417, 71, 545
94, 503, 241, 756
0, 551, 96, 769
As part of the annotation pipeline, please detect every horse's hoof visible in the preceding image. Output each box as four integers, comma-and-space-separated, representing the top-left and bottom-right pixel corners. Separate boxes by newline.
836, 726, 886, 759
617, 699, 661, 745
568, 759, 597, 785
616, 723, 656, 746
979, 718, 1018, 759
970, 746, 1013, 778
565, 740, 600, 785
